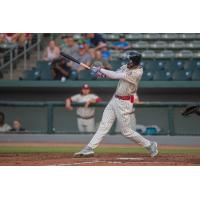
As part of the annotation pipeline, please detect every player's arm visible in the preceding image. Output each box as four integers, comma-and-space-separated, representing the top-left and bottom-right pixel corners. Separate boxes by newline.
99, 68, 125, 80
65, 98, 73, 110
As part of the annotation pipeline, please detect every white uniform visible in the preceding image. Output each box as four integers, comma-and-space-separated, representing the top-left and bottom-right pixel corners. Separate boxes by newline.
71, 93, 99, 132
88, 65, 151, 149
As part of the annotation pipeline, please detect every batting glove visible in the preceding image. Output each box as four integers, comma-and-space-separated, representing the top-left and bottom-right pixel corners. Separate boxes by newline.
90, 66, 106, 78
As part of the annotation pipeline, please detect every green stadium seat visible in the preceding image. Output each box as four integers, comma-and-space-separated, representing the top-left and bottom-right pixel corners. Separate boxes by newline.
151, 41, 168, 49
143, 33, 161, 40
184, 60, 198, 71
159, 50, 175, 59
169, 41, 186, 49
78, 70, 93, 80
20, 69, 40, 80
141, 71, 153, 81
187, 41, 200, 49
176, 50, 193, 59
109, 60, 122, 70
160, 33, 179, 40
192, 70, 200, 80
172, 69, 191, 81
36, 60, 51, 69
142, 50, 156, 58
134, 41, 150, 49
125, 33, 143, 40
153, 71, 172, 81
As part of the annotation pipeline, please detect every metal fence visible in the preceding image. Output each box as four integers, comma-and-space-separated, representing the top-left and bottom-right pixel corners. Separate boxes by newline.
0, 101, 200, 135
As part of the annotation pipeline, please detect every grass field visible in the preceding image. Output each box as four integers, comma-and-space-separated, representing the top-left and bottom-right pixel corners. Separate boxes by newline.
0, 145, 200, 154
0, 143, 199, 165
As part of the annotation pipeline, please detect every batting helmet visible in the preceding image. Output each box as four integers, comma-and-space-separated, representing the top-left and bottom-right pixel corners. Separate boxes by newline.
127, 51, 141, 66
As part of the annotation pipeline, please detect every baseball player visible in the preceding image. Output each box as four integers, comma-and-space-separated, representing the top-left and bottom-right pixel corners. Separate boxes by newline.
65, 84, 102, 132
74, 51, 158, 157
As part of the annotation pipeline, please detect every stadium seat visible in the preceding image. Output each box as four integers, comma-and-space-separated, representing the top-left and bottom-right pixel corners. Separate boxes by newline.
144, 60, 157, 71
69, 70, 78, 80
176, 50, 193, 59
164, 60, 184, 71
187, 41, 200, 49
192, 70, 200, 80
184, 60, 198, 71
125, 33, 143, 40
154, 60, 168, 70
160, 33, 179, 40
150, 41, 168, 49
78, 70, 93, 80
109, 60, 122, 69
193, 51, 200, 59
141, 71, 153, 81
172, 69, 191, 81
153, 71, 172, 81
36, 60, 51, 69
20, 69, 40, 80
143, 33, 161, 40
158, 50, 175, 58
142, 50, 156, 58
169, 41, 186, 49
134, 41, 150, 49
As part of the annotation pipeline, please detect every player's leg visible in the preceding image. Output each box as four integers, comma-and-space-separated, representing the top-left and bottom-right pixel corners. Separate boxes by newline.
77, 118, 85, 132
115, 100, 158, 157
85, 118, 95, 132
74, 102, 116, 157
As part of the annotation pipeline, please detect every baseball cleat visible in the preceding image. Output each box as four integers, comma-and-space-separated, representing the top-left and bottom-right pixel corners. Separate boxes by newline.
146, 141, 158, 157
73, 146, 94, 158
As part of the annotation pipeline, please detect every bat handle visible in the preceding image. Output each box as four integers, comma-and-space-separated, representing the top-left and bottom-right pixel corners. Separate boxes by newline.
80, 62, 90, 70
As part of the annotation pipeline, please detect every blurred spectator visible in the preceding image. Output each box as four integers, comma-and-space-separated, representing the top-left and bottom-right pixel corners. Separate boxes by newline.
4, 33, 19, 44
101, 46, 112, 61
51, 58, 71, 80
112, 34, 130, 51
65, 83, 102, 132
43, 40, 60, 61
87, 33, 107, 50
91, 50, 111, 70
61, 34, 79, 57
0, 111, 11, 132
68, 42, 92, 72
10, 120, 26, 132
0, 34, 5, 44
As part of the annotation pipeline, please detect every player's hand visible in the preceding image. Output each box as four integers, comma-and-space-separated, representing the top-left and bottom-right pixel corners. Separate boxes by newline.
66, 105, 73, 111
84, 101, 91, 108
90, 66, 106, 78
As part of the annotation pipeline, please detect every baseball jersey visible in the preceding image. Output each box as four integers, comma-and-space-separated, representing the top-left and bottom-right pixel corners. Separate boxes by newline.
115, 65, 143, 96
71, 93, 99, 118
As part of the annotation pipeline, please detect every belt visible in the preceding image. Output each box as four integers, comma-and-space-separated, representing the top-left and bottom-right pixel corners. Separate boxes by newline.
115, 95, 134, 103
77, 115, 94, 119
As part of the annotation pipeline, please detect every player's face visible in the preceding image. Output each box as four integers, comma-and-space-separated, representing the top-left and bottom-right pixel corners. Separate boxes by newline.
82, 88, 90, 95
127, 60, 138, 69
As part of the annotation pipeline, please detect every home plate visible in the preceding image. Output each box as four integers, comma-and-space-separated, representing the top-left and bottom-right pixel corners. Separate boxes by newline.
117, 157, 144, 161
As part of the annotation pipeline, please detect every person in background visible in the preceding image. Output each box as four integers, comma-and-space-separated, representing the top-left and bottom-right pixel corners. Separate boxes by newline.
91, 50, 111, 70
61, 34, 79, 58
10, 120, 26, 132
0, 111, 11, 132
68, 42, 92, 72
112, 34, 130, 51
51, 57, 71, 80
65, 84, 102, 132
43, 40, 60, 61
87, 33, 107, 50
101, 46, 112, 61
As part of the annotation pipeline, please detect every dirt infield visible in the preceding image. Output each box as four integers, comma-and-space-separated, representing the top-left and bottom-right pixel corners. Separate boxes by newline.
0, 142, 200, 166
0, 152, 200, 166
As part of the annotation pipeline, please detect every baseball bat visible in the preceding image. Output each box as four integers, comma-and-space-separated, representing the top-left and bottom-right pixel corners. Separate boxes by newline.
60, 52, 90, 70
